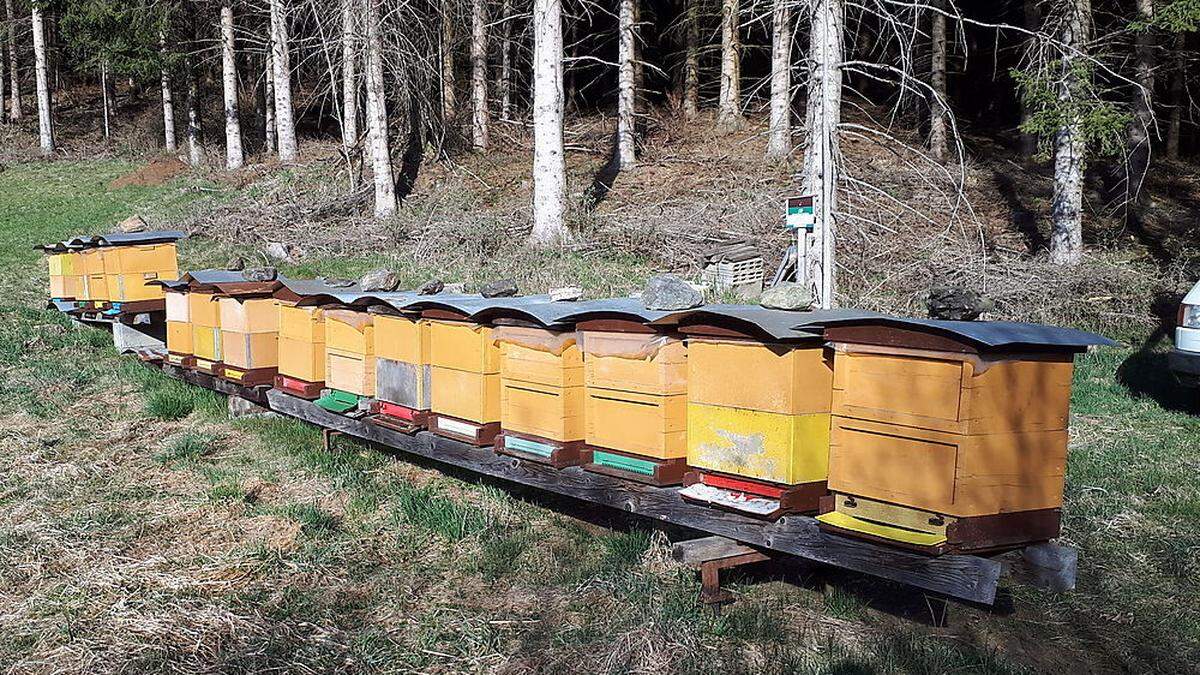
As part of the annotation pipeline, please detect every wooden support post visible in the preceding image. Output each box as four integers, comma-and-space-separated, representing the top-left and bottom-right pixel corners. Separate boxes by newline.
674, 536, 771, 610
323, 428, 344, 453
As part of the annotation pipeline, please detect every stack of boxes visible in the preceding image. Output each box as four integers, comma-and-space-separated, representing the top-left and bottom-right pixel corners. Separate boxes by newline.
427, 318, 502, 445
371, 311, 433, 431
276, 304, 328, 399
218, 297, 280, 385
164, 287, 194, 368
47, 252, 82, 302
103, 242, 178, 312
579, 326, 689, 485
189, 290, 223, 375
317, 309, 376, 413
79, 248, 110, 309
494, 326, 588, 467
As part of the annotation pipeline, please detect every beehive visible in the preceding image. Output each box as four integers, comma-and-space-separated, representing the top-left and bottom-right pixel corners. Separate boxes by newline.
78, 248, 111, 306
47, 253, 80, 300
816, 334, 1075, 554
323, 309, 376, 397
104, 243, 178, 305
373, 314, 432, 414
580, 329, 689, 485
426, 319, 502, 445
164, 290, 193, 361
276, 304, 327, 398
188, 292, 222, 373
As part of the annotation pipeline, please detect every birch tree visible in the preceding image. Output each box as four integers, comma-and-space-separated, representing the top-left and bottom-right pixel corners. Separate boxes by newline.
31, 2, 53, 156
364, 0, 396, 217
803, 0, 843, 307
928, 0, 947, 162
160, 31, 178, 152
617, 0, 636, 168
1127, 0, 1154, 195
6, 0, 20, 121
270, 0, 298, 162
264, 49, 277, 153
186, 57, 204, 166
340, 0, 358, 151
1048, 0, 1091, 266
765, 0, 791, 159
0, 11, 5, 122
716, 0, 743, 131
469, 0, 488, 151
441, 0, 456, 122
498, 0, 512, 119
683, 0, 699, 118
530, 0, 566, 244
220, 2, 244, 170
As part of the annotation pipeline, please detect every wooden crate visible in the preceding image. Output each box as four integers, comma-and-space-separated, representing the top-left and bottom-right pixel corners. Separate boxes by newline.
325, 310, 375, 356
165, 291, 190, 322
582, 331, 687, 395
189, 292, 221, 328
831, 347, 1074, 435
584, 388, 686, 459
279, 304, 325, 342
279, 335, 325, 382
686, 403, 830, 486
375, 315, 430, 365
687, 339, 832, 415
501, 380, 584, 442
326, 348, 376, 396
219, 297, 279, 333
221, 331, 278, 369
192, 326, 222, 361
167, 320, 193, 355
428, 320, 499, 374
431, 366, 500, 424
827, 416, 1067, 518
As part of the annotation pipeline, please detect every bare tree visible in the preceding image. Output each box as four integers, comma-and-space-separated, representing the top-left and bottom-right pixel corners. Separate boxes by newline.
498, 0, 512, 119
100, 60, 111, 139
1127, 0, 1153, 195
340, 0, 358, 151
1019, 0, 1040, 158
530, 0, 566, 244
716, 0, 742, 131
683, 0, 699, 118
617, 0, 636, 168
1049, 0, 1090, 266
271, 0, 298, 162
441, 0, 456, 122
265, 49, 277, 153
470, 0, 489, 150
803, 0, 843, 307
160, 30, 178, 152
364, 0, 396, 217
6, 0, 19, 121
765, 0, 791, 159
928, 0, 947, 162
31, 2, 52, 156
1166, 34, 1183, 161
221, 2, 245, 170
186, 57, 205, 166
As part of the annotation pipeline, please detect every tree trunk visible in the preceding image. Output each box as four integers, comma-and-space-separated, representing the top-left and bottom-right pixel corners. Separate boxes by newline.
470, 0, 489, 151
716, 0, 742, 131
31, 4, 53, 157
221, 4, 244, 170
101, 61, 111, 140
160, 32, 178, 152
928, 0, 947, 163
1049, 0, 1090, 267
683, 0, 699, 118
441, 0, 456, 123
264, 49, 277, 153
530, 0, 567, 244
802, 0, 843, 307
498, 0, 512, 120
186, 59, 205, 166
632, 0, 643, 106
5, 0, 17, 120
1126, 0, 1153, 198
270, 0, 298, 162
617, 0, 636, 168
765, 0, 791, 159
0, 10, 5, 123
364, 0, 397, 217
1166, 34, 1184, 161
341, 0, 358, 149
1019, 0, 1040, 158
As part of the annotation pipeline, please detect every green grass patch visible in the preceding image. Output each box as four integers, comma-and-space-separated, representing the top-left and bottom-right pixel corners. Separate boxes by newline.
394, 484, 491, 542
155, 432, 214, 466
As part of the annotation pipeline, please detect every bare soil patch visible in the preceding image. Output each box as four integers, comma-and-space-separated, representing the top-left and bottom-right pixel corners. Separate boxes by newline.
109, 156, 188, 189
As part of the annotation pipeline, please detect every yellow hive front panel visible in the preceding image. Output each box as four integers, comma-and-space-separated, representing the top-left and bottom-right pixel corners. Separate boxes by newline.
221, 331, 279, 369
110, 271, 170, 302
686, 403, 830, 485
167, 321, 193, 354
431, 366, 501, 423
428, 320, 500, 374
279, 336, 325, 382
326, 349, 376, 396
48, 254, 66, 276
325, 310, 375, 356
79, 249, 106, 275
64, 275, 83, 300
582, 331, 687, 395
86, 273, 110, 302
499, 341, 584, 388
584, 388, 686, 459
279, 305, 325, 342
192, 326, 222, 361
687, 340, 832, 415
501, 380, 585, 441
375, 315, 430, 364
165, 291, 190, 322
111, 243, 177, 273
219, 297, 279, 333
49, 276, 68, 298
189, 293, 221, 328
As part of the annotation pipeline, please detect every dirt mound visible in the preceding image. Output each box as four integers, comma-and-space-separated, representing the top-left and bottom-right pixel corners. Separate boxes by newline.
110, 156, 188, 189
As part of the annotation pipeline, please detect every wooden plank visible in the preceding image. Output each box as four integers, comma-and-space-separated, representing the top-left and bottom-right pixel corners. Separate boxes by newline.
265, 388, 1004, 604
672, 536, 761, 566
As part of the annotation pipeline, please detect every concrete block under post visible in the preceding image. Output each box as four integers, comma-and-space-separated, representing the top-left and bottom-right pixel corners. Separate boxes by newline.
113, 321, 166, 354
227, 395, 276, 419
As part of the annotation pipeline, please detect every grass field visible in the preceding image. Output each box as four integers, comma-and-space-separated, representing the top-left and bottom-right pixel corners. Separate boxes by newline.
1, 160, 1198, 673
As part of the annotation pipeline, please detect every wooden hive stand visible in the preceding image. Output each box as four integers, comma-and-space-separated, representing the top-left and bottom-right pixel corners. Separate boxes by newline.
672, 536, 771, 611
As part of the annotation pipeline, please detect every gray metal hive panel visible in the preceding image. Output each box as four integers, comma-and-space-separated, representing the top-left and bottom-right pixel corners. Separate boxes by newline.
409, 294, 554, 319
278, 278, 362, 298
469, 298, 589, 327
553, 297, 680, 325
819, 316, 1117, 350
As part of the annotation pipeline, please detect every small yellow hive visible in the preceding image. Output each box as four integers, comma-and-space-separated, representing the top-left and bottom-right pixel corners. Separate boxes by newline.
218, 297, 279, 384
78, 248, 110, 305
189, 291, 223, 371
324, 309, 376, 396
165, 289, 192, 358
428, 319, 501, 425
104, 243, 178, 303
374, 314, 432, 412
496, 326, 585, 444
47, 253, 80, 300
278, 304, 327, 385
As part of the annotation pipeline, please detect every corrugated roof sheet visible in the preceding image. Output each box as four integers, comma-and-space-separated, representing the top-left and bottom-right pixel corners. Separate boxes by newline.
653, 306, 886, 341
36, 230, 186, 252
819, 316, 1117, 350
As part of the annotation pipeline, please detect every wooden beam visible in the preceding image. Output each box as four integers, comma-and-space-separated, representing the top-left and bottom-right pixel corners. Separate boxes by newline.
266, 389, 1005, 604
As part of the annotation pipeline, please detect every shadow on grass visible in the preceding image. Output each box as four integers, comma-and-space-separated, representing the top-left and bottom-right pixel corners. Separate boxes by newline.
1117, 348, 1200, 416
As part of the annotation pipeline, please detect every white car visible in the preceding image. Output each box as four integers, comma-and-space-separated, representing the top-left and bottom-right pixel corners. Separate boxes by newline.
1170, 281, 1200, 386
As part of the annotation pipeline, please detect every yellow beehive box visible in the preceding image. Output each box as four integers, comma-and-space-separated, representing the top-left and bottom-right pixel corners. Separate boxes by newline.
279, 304, 325, 343
375, 314, 430, 365
78, 248, 106, 275
582, 331, 687, 395
431, 366, 501, 423
49, 276, 69, 299
85, 273, 110, 302
279, 335, 325, 382
827, 416, 1067, 518
219, 297, 279, 333
831, 348, 1074, 436
326, 348, 375, 396
189, 293, 221, 328
501, 380, 585, 442
63, 275, 84, 300
167, 320, 193, 354
192, 325, 222, 361
428, 320, 500, 374
47, 253, 66, 276
686, 403, 830, 485
498, 328, 584, 387
585, 388, 686, 459
165, 291, 190, 322
325, 310, 375, 356
221, 331, 278, 369
108, 243, 177, 273
108, 271, 170, 302
687, 339, 832, 415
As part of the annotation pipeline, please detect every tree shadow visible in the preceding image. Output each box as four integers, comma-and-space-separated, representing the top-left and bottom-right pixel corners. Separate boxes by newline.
1116, 290, 1200, 415
990, 166, 1045, 253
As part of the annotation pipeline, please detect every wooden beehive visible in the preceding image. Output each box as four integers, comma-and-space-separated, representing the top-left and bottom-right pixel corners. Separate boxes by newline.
496, 327, 586, 456
428, 319, 501, 424
324, 309, 375, 396
374, 314, 431, 411
277, 305, 327, 387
